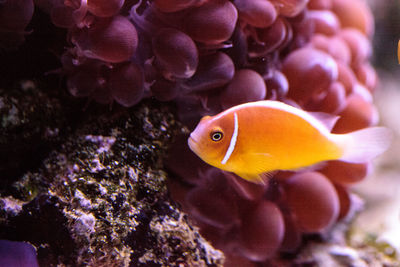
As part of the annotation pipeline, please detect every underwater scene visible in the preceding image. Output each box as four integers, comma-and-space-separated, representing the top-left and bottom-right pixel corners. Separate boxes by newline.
1, 0, 400, 266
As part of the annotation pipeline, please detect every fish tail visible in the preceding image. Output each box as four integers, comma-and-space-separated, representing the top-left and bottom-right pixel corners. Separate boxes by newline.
337, 127, 393, 163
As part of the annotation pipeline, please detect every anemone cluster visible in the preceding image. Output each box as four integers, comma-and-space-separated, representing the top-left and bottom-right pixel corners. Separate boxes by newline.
1, 0, 379, 265
162, 0, 376, 265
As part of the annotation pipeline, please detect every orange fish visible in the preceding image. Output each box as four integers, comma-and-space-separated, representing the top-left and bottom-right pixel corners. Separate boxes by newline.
188, 100, 391, 183
398, 39, 400, 64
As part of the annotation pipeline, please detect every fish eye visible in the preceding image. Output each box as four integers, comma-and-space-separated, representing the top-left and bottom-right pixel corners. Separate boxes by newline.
211, 131, 223, 142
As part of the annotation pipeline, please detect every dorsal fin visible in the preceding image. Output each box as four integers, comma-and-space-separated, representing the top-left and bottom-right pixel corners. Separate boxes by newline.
308, 111, 339, 132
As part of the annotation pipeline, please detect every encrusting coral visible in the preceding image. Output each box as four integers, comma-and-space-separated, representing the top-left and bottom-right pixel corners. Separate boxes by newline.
0, 0, 390, 265
0, 81, 75, 192
0, 83, 224, 266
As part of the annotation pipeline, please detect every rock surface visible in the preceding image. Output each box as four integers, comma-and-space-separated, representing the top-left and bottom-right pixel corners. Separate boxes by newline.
0, 82, 224, 266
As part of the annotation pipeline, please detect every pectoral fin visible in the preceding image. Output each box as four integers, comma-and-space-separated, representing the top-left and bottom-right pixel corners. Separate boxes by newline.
235, 152, 278, 184
292, 161, 327, 173
241, 152, 277, 172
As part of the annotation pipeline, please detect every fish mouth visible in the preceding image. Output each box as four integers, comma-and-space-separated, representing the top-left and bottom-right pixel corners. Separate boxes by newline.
187, 134, 199, 152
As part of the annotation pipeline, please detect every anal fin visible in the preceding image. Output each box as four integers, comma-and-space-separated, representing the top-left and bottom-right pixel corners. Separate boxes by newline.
292, 161, 327, 173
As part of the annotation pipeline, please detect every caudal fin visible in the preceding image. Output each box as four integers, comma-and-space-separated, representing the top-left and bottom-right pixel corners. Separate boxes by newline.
339, 127, 393, 163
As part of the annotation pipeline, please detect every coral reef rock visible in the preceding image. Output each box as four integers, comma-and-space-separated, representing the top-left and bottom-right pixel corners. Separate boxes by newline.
0, 83, 224, 266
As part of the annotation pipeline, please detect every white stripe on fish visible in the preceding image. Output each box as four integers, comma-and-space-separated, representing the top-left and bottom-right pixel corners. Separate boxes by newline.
221, 112, 238, 165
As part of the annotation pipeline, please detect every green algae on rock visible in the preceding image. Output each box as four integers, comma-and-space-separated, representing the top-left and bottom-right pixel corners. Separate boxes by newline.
0, 81, 71, 189
0, 96, 224, 266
